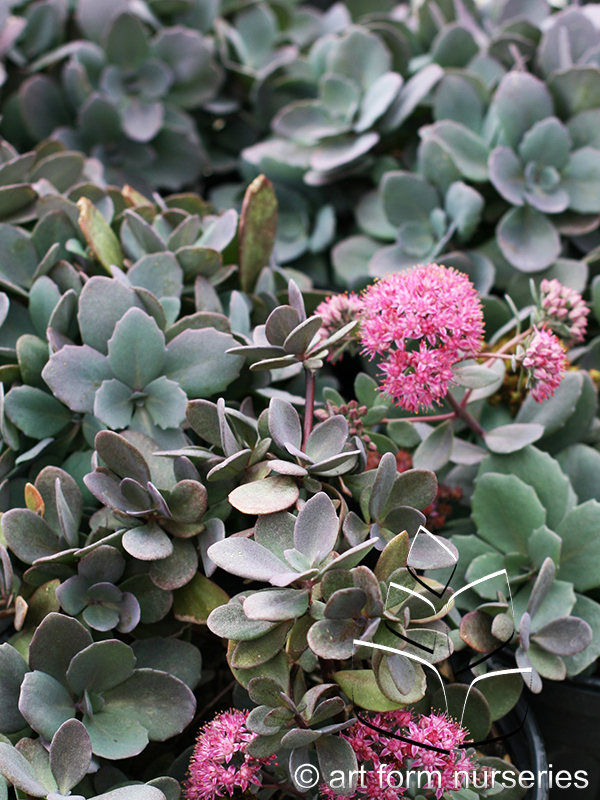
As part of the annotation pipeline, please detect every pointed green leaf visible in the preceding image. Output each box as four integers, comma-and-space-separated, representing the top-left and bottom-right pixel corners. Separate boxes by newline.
77, 198, 123, 271
239, 175, 277, 293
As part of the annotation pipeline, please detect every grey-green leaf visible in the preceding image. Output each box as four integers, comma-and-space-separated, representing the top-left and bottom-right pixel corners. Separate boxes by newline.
0, 645, 29, 734
294, 492, 339, 567
413, 421, 453, 472
0, 743, 47, 798
50, 718, 92, 794
471, 473, 546, 554
207, 537, 288, 582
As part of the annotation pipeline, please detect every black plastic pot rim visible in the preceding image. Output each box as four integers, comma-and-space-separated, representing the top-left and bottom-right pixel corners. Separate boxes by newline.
495, 695, 549, 800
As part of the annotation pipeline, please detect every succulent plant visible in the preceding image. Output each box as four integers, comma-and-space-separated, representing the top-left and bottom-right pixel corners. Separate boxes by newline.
55, 544, 141, 633
0, 721, 173, 800
38, 275, 243, 443
210, 178, 336, 269
0, 716, 180, 798
340, 172, 485, 278
439, 441, 600, 687
83, 430, 208, 588
537, 6, 600, 80
242, 26, 442, 187
343, 451, 438, 550
166, 395, 272, 488
307, 565, 386, 660
266, 397, 363, 478
208, 491, 378, 586
0, 718, 95, 800
2, 466, 84, 565
0, 612, 196, 758
229, 277, 357, 372
114, 204, 239, 315
515, 558, 592, 692
206, 444, 461, 714
245, 676, 357, 785
11, 7, 223, 190
0, 0, 599, 787
487, 71, 600, 272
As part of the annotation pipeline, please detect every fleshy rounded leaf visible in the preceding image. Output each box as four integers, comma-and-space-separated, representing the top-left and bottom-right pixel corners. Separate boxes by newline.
50, 719, 92, 795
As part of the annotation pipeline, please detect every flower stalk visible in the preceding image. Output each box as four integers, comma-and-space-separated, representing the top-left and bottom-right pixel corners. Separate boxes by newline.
303, 368, 316, 451
445, 391, 486, 438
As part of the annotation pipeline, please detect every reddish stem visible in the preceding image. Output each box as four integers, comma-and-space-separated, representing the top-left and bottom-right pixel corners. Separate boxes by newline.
382, 412, 456, 424
302, 369, 316, 451
446, 391, 486, 438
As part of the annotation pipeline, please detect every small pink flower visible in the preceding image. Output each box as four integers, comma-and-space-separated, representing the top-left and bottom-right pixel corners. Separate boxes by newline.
321, 709, 477, 800
538, 279, 589, 344
316, 292, 363, 361
185, 709, 271, 800
360, 265, 485, 411
522, 327, 567, 403
378, 344, 457, 413
403, 712, 473, 800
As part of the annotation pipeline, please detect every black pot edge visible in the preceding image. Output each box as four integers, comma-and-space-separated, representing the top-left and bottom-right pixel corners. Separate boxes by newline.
480, 654, 549, 800
563, 672, 600, 691
495, 695, 549, 800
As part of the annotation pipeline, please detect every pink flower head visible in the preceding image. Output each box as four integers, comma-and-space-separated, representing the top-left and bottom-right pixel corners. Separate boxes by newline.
321, 709, 477, 800
522, 326, 567, 403
403, 712, 475, 799
538, 279, 589, 344
360, 265, 485, 412
317, 292, 363, 362
185, 709, 271, 800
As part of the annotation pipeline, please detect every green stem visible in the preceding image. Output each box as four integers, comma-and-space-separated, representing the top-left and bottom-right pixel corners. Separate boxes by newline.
302, 369, 316, 451
446, 390, 486, 438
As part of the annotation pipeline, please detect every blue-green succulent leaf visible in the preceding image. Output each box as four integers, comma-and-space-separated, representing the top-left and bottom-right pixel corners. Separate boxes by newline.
0, 645, 29, 734
42, 345, 113, 414
19, 671, 75, 740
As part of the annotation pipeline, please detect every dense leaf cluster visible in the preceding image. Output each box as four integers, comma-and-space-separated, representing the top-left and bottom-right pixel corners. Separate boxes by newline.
0, 1, 597, 798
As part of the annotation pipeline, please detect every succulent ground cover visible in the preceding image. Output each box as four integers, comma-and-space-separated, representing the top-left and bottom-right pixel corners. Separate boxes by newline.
0, 1, 597, 799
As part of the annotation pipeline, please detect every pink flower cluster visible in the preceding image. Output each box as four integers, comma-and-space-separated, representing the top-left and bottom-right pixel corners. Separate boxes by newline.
321, 709, 477, 800
539, 279, 589, 344
185, 709, 270, 800
317, 292, 363, 361
522, 327, 568, 403
360, 265, 485, 411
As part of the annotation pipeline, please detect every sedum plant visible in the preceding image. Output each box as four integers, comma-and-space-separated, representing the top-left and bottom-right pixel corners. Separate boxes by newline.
41, 289, 242, 442
445, 443, 600, 690
0, 612, 196, 758
0, 9, 598, 782
243, 25, 443, 188
0, 168, 289, 796
0, 0, 600, 310
84, 430, 209, 589
486, 71, 600, 272
0, 718, 179, 800
11, 6, 223, 191
340, 172, 485, 278
55, 543, 141, 633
